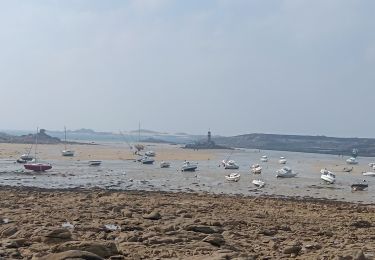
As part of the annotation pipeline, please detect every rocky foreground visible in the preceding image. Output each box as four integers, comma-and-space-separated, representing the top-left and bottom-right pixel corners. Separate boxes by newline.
0, 187, 374, 259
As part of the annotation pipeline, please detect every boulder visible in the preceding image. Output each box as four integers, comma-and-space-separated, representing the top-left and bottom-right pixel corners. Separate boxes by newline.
42, 229, 72, 243
185, 225, 222, 234
202, 234, 225, 247
142, 211, 161, 220
0, 226, 18, 238
38, 250, 103, 260
55, 241, 118, 258
283, 245, 302, 255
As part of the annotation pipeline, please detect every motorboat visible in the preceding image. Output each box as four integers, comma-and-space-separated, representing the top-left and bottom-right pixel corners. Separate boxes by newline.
62, 127, 75, 157
276, 166, 297, 178
224, 160, 239, 170
225, 173, 240, 182
320, 169, 336, 184
251, 164, 262, 174
252, 179, 265, 188
346, 157, 358, 165
24, 163, 52, 172
181, 161, 198, 172
141, 156, 154, 165
160, 161, 171, 168
20, 154, 34, 161
145, 151, 156, 157
351, 180, 368, 191
279, 157, 287, 164
62, 150, 74, 157
363, 172, 375, 177
89, 160, 102, 166
260, 156, 268, 162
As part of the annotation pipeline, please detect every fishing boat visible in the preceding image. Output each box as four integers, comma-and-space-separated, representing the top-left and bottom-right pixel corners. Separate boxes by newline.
141, 156, 154, 165
260, 155, 268, 162
251, 164, 262, 174
320, 169, 336, 184
224, 160, 239, 170
181, 161, 198, 172
276, 166, 297, 178
62, 127, 75, 157
252, 179, 265, 188
351, 180, 368, 191
145, 151, 156, 157
363, 172, 375, 177
160, 161, 171, 168
346, 157, 358, 165
225, 173, 240, 182
279, 157, 287, 164
24, 128, 52, 172
89, 160, 102, 166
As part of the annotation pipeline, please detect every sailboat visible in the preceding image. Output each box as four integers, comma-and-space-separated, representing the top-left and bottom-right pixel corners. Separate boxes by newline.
62, 126, 74, 157
24, 128, 52, 172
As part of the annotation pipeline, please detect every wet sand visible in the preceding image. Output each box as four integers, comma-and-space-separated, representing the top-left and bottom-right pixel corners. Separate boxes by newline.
0, 187, 374, 259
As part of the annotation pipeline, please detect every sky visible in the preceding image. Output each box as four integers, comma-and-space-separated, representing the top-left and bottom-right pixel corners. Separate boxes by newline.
0, 0, 375, 137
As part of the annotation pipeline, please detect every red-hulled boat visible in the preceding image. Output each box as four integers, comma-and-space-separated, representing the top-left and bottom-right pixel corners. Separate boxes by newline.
24, 163, 52, 172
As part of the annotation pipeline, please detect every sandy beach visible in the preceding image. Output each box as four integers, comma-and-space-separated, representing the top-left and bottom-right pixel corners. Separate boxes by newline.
0, 187, 374, 259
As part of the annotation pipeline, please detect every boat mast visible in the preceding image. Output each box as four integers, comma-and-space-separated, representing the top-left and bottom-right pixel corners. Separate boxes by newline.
34, 127, 38, 162
64, 126, 67, 150
138, 121, 141, 143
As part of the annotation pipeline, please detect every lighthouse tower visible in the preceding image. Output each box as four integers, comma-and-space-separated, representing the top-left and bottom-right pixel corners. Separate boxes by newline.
207, 129, 212, 144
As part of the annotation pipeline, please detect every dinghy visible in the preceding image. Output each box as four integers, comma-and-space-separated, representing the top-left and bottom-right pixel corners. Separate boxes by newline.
351, 180, 368, 191
225, 173, 240, 182
279, 157, 287, 164
160, 161, 171, 168
251, 164, 262, 174
252, 179, 265, 188
260, 156, 268, 162
363, 172, 375, 177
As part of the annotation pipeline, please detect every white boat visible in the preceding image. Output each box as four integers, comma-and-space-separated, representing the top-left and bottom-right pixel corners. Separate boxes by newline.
145, 151, 156, 157
160, 161, 171, 168
141, 156, 154, 164
346, 157, 358, 165
89, 160, 102, 166
320, 169, 336, 184
225, 173, 240, 182
279, 157, 287, 164
181, 161, 198, 172
62, 127, 75, 157
251, 164, 262, 174
368, 163, 375, 167
20, 153, 34, 161
260, 156, 268, 162
276, 166, 297, 178
224, 160, 239, 170
363, 172, 375, 177
252, 179, 265, 188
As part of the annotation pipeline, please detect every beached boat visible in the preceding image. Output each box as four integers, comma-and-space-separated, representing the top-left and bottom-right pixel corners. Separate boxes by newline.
351, 181, 368, 191
62, 127, 75, 157
320, 169, 336, 184
346, 157, 358, 165
224, 160, 239, 170
369, 163, 375, 168
343, 167, 353, 173
276, 166, 297, 178
160, 161, 171, 168
181, 161, 198, 172
20, 154, 34, 161
279, 157, 287, 164
145, 151, 156, 157
89, 160, 102, 166
24, 128, 52, 172
225, 173, 240, 182
141, 156, 154, 165
260, 155, 268, 162
252, 179, 265, 188
363, 172, 375, 177
251, 164, 262, 174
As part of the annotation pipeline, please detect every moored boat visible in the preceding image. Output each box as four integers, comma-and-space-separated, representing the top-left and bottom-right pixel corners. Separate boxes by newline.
346, 157, 358, 165
141, 156, 154, 165
363, 172, 375, 177
224, 160, 239, 170
320, 169, 336, 184
160, 161, 171, 168
260, 155, 268, 162
62, 127, 75, 157
181, 161, 198, 172
225, 173, 240, 182
279, 157, 287, 164
351, 180, 368, 191
252, 179, 265, 188
24, 163, 52, 172
251, 164, 262, 174
276, 166, 297, 178
89, 160, 102, 166
145, 151, 156, 157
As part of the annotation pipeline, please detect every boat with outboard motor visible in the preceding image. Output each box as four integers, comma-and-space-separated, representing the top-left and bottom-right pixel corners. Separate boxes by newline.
181, 161, 198, 172
276, 166, 297, 178
320, 169, 336, 184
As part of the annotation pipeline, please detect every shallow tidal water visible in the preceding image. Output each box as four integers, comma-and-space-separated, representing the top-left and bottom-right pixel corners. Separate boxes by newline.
1, 148, 375, 204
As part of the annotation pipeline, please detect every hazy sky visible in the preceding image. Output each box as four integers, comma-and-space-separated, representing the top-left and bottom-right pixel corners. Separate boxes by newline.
1, 0, 375, 137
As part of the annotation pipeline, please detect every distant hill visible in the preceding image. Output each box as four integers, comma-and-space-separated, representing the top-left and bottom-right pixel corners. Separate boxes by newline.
129, 129, 167, 135
0, 129, 61, 144
140, 137, 175, 144
214, 133, 375, 157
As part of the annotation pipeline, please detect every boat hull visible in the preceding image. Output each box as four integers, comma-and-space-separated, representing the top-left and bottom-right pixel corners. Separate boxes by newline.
24, 164, 52, 172
181, 166, 197, 172
62, 150, 74, 157
321, 176, 335, 184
